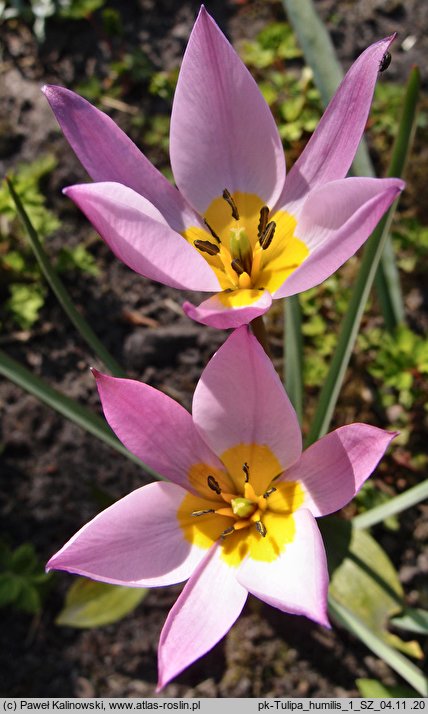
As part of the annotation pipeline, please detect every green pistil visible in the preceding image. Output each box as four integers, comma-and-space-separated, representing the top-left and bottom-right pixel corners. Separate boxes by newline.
229, 227, 252, 275
231, 497, 257, 518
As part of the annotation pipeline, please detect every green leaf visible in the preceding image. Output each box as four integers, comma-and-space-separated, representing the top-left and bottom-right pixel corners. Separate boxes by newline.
284, 295, 303, 423
56, 578, 148, 628
56, 245, 100, 277
0, 574, 23, 607
353, 480, 428, 530
10, 543, 38, 574
6, 178, 125, 378
391, 608, 428, 636
15, 581, 42, 614
329, 598, 428, 697
321, 518, 423, 659
356, 678, 419, 698
6, 283, 46, 329
281, 0, 408, 327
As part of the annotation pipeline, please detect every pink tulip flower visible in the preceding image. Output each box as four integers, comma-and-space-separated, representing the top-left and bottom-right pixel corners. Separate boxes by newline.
43, 7, 403, 329
47, 327, 395, 688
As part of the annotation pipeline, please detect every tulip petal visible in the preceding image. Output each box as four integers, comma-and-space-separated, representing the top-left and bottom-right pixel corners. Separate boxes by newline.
157, 543, 247, 689
94, 371, 224, 491
64, 182, 221, 292
193, 327, 302, 471
282, 36, 395, 213
183, 288, 272, 329
43, 84, 196, 231
275, 177, 404, 298
170, 7, 285, 215
284, 424, 396, 517
47, 482, 207, 587
237, 509, 329, 627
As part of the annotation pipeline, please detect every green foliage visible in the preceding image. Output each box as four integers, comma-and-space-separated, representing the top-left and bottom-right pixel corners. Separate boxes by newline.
356, 678, 419, 698
1, 156, 99, 328
58, 0, 105, 20
110, 49, 153, 87
322, 518, 423, 660
6, 283, 46, 329
298, 275, 351, 388
354, 482, 399, 531
149, 68, 179, 102
1, 155, 58, 327
0, 540, 52, 614
240, 21, 302, 68
392, 217, 428, 274
56, 577, 148, 628
1, 154, 59, 238
371, 82, 428, 149
391, 608, 428, 636
0, 0, 106, 41
239, 23, 322, 147
56, 245, 99, 277
358, 325, 428, 409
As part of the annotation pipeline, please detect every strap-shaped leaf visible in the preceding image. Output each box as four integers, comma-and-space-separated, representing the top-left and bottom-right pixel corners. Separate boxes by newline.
283, 294, 303, 423
0, 348, 163, 479
6, 177, 125, 377
281, 0, 406, 329
306, 66, 420, 446
353, 479, 428, 530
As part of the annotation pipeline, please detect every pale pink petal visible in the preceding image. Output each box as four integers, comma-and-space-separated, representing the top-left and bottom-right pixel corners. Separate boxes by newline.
94, 371, 223, 491
284, 424, 396, 517
237, 509, 329, 627
183, 289, 272, 329
280, 35, 396, 215
192, 327, 302, 469
64, 182, 220, 292
47, 482, 206, 587
157, 543, 247, 689
43, 84, 196, 231
274, 177, 404, 298
170, 7, 285, 215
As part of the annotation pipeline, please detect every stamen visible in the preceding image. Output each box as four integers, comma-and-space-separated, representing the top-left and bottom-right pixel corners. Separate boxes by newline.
194, 239, 220, 256
242, 462, 250, 483
263, 487, 277, 499
231, 258, 245, 276
259, 221, 276, 250
192, 509, 215, 517
221, 525, 235, 538
207, 475, 222, 495
203, 218, 221, 244
222, 189, 240, 220
255, 520, 267, 537
257, 206, 269, 238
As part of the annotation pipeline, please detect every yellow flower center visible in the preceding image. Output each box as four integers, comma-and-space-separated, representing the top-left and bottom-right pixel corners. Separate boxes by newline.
182, 191, 309, 304
178, 443, 304, 567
